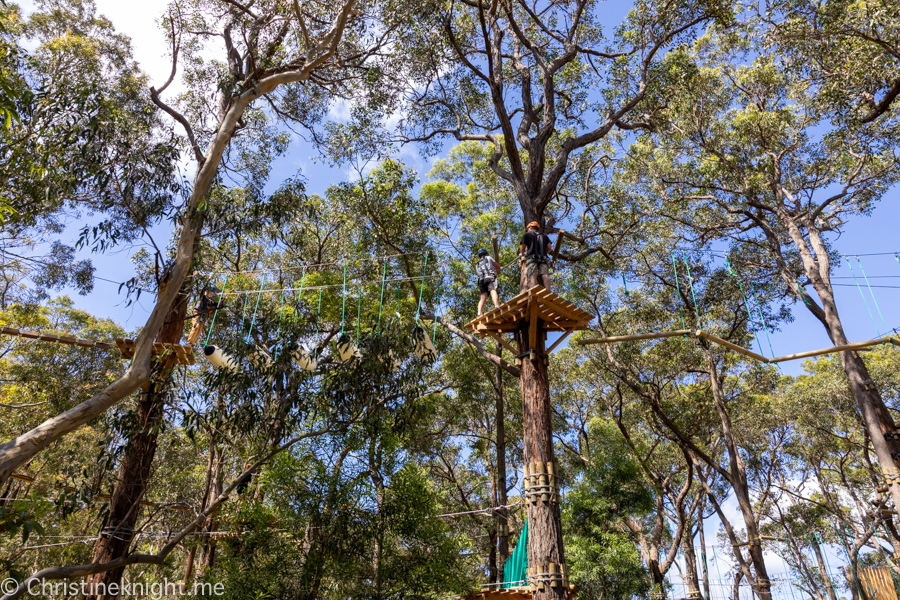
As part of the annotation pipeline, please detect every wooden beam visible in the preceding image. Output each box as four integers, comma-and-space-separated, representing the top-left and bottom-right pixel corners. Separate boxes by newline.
529, 293, 539, 351
552, 229, 565, 261
696, 331, 770, 363
578, 330, 692, 345
546, 330, 573, 354
484, 331, 518, 356
768, 337, 895, 363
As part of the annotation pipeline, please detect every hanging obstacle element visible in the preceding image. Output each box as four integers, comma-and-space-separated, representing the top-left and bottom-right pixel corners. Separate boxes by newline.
0, 327, 196, 365
577, 329, 900, 363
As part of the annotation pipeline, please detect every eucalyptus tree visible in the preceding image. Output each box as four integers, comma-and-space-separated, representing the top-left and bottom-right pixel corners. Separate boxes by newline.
620, 22, 900, 514
765, 0, 900, 126
0, 0, 390, 487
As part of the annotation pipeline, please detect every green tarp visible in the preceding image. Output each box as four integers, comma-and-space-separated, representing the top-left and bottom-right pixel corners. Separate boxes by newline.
502, 519, 527, 588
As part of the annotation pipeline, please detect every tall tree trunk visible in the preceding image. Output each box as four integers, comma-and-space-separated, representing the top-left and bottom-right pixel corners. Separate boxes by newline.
495, 340, 509, 582
682, 520, 704, 600
697, 498, 712, 600
519, 321, 566, 600
810, 534, 838, 600
701, 345, 772, 600
84, 277, 189, 599
781, 218, 900, 513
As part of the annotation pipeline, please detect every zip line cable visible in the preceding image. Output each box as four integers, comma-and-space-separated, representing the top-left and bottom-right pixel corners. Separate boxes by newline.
749, 282, 778, 361
846, 257, 883, 337
219, 274, 441, 297
208, 250, 430, 276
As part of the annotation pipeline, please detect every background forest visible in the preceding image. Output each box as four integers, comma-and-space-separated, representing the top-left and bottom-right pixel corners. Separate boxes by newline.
1, 0, 899, 599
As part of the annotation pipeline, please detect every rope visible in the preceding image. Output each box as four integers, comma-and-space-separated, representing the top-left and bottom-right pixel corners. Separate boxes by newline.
846, 257, 882, 337
622, 273, 630, 296
246, 274, 266, 342
238, 289, 252, 339
857, 256, 889, 336
682, 251, 702, 328
273, 289, 285, 358
672, 252, 687, 331
835, 527, 865, 600
208, 250, 429, 276
415, 253, 429, 324
815, 532, 839, 600
218, 274, 442, 296
340, 264, 347, 335
377, 259, 387, 334
433, 501, 521, 518
204, 277, 228, 346
749, 282, 778, 363
726, 258, 766, 359
356, 284, 361, 340
776, 538, 800, 600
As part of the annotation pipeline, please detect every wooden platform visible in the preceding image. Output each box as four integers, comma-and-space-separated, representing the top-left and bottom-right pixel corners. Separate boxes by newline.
115, 339, 195, 365
464, 286, 592, 355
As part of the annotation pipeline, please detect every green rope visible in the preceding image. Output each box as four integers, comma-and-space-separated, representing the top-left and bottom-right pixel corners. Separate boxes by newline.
273, 289, 285, 358
357, 284, 361, 340
415, 252, 429, 324
340, 264, 348, 334
204, 277, 228, 347
857, 256, 889, 336
846, 257, 882, 337
377, 259, 388, 334
797, 278, 814, 307
246, 274, 266, 343
622, 274, 629, 297
682, 251, 702, 328
749, 283, 778, 362
880, 523, 900, 596
671, 252, 687, 331
726, 258, 766, 359
314, 289, 322, 358
432, 276, 442, 340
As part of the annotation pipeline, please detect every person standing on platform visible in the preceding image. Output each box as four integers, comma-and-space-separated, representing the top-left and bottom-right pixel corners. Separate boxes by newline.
187, 286, 224, 344
475, 248, 502, 316
519, 221, 552, 289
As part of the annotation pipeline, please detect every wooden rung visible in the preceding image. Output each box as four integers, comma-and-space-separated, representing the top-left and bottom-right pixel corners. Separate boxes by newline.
19, 330, 41, 339
39, 334, 59, 342
1, 326, 20, 336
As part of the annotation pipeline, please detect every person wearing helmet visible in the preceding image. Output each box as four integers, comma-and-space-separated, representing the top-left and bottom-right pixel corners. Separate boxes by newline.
186, 285, 225, 344
475, 248, 502, 316
519, 221, 553, 289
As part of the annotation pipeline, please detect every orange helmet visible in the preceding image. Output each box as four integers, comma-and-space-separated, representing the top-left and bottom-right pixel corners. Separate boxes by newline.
527, 221, 540, 229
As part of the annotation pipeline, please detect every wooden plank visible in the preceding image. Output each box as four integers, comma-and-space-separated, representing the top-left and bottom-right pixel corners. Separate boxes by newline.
552, 229, 565, 261
546, 330, 573, 354
75, 339, 95, 348
1, 326, 20, 336
58, 336, 78, 345
38, 334, 59, 342
697, 331, 770, 363
578, 330, 692, 345
19, 330, 41, 339
769, 338, 891, 363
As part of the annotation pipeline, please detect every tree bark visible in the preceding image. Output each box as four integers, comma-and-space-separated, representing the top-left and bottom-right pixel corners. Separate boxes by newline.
84, 277, 189, 599
701, 345, 772, 600
682, 517, 704, 600
697, 497, 712, 600
494, 239, 509, 582
519, 322, 566, 600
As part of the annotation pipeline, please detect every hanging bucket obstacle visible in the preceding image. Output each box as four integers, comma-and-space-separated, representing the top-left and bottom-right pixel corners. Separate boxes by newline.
204, 345, 238, 371
290, 342, 318, 372
335, 333, 361, 363
412, 326, 437, 362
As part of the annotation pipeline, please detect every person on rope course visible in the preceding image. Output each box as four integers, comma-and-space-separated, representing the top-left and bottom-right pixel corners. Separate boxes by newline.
187, 285, 225, 344
519, 221, 552, 290
476, 248, 502, 316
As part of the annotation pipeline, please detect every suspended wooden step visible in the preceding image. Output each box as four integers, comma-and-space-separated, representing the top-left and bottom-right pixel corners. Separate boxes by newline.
115, 339, 195, 365
464, 286, 593, 355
